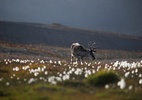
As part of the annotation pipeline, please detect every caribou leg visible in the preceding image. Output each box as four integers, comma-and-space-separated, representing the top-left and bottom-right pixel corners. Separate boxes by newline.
71, 53, 76, 64
75, 57, 79, 64
80, 57, 83, 65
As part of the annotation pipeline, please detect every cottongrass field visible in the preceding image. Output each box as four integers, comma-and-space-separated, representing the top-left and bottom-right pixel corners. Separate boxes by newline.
0, 58, 142, 100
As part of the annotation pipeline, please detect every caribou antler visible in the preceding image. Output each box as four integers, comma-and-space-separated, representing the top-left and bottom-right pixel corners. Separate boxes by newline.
92, 42, 97, 49
88, 41, 97, 52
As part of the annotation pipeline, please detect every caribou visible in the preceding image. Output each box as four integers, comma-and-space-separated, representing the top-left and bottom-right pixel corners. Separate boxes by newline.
70, 42, 97, 64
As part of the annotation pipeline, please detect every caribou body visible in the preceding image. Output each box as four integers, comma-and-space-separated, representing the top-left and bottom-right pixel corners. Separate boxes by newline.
70, 42, 96, 64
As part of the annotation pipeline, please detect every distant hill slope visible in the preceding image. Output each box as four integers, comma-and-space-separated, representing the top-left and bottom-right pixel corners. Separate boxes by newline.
0, 21, 142, 51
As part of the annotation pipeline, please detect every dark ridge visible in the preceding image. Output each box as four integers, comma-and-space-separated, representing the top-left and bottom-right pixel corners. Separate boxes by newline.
0, 21, 142, 51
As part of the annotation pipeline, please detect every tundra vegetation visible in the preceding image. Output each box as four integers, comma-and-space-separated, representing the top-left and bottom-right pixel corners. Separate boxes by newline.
0, 42, 142, 100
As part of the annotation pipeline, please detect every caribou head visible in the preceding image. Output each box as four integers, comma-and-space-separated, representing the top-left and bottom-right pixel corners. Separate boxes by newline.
70, 42, 97, 64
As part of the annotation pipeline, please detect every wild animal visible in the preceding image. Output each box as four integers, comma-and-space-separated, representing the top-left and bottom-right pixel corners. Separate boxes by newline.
70, 42, 96, 64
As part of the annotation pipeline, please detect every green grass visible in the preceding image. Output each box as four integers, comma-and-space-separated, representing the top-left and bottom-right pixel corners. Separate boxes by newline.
0, 83, 141, 100
0, 58, 142, 100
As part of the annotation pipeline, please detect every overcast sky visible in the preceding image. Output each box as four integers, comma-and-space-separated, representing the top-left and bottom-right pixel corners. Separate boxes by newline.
0, 0, 142, 36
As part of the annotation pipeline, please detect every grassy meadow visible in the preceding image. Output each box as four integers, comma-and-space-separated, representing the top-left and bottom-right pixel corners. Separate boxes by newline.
0, 42, 142, 100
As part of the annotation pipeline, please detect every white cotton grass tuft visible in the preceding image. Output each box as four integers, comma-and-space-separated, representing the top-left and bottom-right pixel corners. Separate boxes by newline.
0, 78, 3, 81
13, 67, 20, 71
6, 82, 10, 86
139, 74, 142, 78
139, 79, 142, 84
22, 65, 30, 70
44, 71, 48, 75
124, 72, 130, 78
62, 74, 70, 81
28, 78, 35, 84
49, 60, 53, 63
34, 72, 39, 76
117, 78, 126, 89
128, 85, 133, 90
105, 84, 109, 89
58, 60, 62, 65
48, 76, 57, 85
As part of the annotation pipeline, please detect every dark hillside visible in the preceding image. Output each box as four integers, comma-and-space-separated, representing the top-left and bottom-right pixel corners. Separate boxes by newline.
0, 21, 142, 51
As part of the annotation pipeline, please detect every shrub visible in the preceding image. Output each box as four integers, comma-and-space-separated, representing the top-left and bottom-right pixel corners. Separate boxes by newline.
85, 70, 120, 87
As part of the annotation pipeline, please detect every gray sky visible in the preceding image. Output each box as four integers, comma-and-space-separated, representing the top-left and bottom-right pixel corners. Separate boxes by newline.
0, 0, 142, 36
